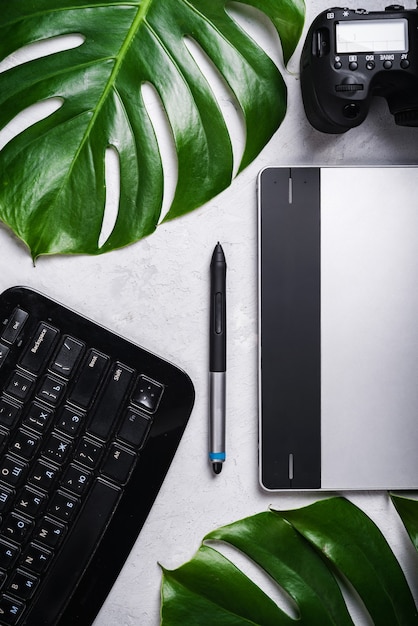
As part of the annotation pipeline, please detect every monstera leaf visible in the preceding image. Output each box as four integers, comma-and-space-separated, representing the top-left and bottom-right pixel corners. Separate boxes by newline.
391, 492, 418, 551
0, 0, 305, 259
160, 496, 418, 625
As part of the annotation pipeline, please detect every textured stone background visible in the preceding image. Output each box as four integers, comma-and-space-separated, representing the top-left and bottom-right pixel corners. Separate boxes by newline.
0, 1, 417, 624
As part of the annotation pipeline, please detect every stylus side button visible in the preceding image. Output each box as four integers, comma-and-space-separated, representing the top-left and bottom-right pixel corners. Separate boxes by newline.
215, 293, 223, 334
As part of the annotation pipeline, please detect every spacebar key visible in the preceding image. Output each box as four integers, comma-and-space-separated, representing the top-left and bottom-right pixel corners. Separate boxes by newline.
24, 479, 121, 625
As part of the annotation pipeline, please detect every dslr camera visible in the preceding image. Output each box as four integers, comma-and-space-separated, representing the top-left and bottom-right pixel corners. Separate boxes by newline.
300, 5, 418, 133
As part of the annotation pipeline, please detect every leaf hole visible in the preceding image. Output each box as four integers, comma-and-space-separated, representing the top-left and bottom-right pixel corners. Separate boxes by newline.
141, 82, 178, 224
0, 34, 85, 74
99, 146, 121, 249
0, 98, 64, 152
226, 2, 285, 68
330, 565, 375, 626
183, 36, 245, 178
205, 540, 300, 620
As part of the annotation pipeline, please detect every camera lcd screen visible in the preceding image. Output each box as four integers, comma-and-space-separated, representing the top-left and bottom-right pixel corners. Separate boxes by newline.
336, 19, 407, 53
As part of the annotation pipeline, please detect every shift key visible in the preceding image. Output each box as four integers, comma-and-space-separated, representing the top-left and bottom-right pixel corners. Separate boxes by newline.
69, 350, 109, 409
87, 363, 134, 440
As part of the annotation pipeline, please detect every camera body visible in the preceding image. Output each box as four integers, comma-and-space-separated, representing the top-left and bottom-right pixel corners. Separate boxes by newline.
300, 5, 418, 133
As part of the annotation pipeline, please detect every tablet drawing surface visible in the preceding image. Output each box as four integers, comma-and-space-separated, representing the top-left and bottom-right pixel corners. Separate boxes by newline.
258, 166, 418, 491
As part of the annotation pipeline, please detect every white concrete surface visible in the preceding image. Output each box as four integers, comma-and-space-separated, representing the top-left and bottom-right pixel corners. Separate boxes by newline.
0, 1, 417, 624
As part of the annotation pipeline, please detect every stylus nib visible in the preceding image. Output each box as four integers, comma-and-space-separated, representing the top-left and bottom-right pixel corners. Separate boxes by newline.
212, 462, 222, 475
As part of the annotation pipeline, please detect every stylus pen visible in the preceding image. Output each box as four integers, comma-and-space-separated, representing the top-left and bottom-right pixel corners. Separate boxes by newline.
209, 242, 227, 475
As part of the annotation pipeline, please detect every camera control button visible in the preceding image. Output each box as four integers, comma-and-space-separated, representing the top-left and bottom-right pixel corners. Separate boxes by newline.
366, 60, 375, 70
349, 61, 358, 71
383, 60, 393, 69
343, 103, 360, 119
334, 60, 342, 70
400, 59, 410, 69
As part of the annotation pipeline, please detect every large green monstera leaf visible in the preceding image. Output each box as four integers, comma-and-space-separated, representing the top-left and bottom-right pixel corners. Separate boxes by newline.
161, 496, 418, 625
0, 0, 305, 258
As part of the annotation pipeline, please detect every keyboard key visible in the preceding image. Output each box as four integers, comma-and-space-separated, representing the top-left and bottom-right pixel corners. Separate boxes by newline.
55, 406, 83, 437
6, 570, 39, 600
6, 371, 34, 402
0, 487, 13, 515
50, 336, 84, 378
0, 433, 7, 456
28, 460, 59, 492
22, 402, 53, 433
60, 464, 91, 496
131, 375, 164, 413
0, 540, 19, 570
69, 349, 109, 409
34, 517, 66, 549
10, 429, 40, 461
87, 362, 134, 440
2, 513, 33, 543
48, 491, 79, 523
1, 308, 28, 344
0, 343, 9, 370
19, 323, 58, 375
36, 375, 66, 406
21, 544, 52, 574
15, 487, 46, 518
0, 456, 27, 487
0, 399, 20, 429
42, 433, 71, 466
118, 408, 151, 449
101, 444, 137, 485
74, 437, 102, 469
0, 595, 25, 625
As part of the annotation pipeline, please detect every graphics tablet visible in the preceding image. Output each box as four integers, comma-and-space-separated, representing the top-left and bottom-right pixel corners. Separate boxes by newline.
258, 166, 418, 491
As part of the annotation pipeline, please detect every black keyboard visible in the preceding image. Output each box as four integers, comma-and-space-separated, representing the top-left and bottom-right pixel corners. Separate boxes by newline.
0, 287, 194, 625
